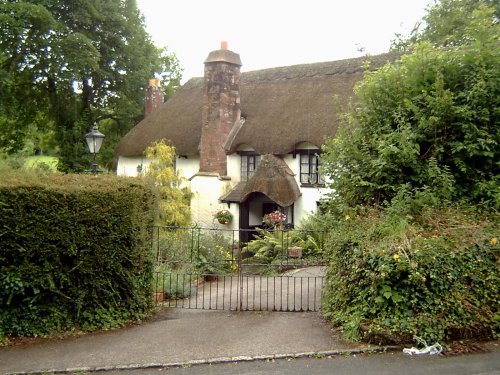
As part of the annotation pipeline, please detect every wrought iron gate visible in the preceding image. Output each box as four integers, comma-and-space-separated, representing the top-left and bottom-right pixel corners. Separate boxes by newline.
152, 226, 325, 312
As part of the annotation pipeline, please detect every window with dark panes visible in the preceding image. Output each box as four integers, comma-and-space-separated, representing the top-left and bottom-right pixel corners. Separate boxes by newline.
241, 154, 260, 181
300, 152, 324, 185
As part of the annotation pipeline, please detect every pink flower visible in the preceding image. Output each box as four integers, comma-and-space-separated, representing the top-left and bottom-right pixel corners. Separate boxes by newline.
263, 210, 286, 227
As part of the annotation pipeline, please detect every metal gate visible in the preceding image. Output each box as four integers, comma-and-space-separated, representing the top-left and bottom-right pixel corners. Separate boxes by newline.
152, 226, 325, 312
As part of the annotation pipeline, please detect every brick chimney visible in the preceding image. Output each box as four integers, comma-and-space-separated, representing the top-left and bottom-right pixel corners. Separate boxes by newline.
145, 78, 164, 116
199, 42, 242, 176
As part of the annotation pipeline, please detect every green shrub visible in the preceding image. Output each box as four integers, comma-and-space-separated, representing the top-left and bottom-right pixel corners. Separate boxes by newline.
154, 227, 236, 275
153, 263, 192, 299
242, 228, 290, 263
0, 170, 157, 338
197, 230, 236, 275
242, 222, 326, 264
294, 212, 328, 258
322, 201, 499, 344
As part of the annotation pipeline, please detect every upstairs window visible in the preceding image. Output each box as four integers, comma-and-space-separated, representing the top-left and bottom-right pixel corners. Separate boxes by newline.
300, 151, 324, 186
241, 153, 261, 181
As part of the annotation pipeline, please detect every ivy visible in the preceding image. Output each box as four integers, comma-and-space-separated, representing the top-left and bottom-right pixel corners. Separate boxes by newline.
322, 202, 499, 343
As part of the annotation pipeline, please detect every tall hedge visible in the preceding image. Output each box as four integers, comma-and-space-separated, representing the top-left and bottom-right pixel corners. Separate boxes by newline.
322, 201, 499, 344
0, 171, 157, 337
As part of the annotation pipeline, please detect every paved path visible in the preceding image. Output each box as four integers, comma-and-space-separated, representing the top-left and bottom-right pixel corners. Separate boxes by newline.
158, 266, 325, 312
0, 309, 371, 374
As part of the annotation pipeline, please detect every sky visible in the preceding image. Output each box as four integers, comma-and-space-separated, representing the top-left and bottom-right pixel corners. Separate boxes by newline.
136, 0, 434, 83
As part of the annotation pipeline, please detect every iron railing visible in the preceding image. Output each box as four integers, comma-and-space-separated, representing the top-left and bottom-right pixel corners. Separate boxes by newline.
151, 226, 326, 312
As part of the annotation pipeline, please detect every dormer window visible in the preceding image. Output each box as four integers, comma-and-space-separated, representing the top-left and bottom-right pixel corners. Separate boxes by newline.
240, 152, 261, 181
299, 150, 324, 186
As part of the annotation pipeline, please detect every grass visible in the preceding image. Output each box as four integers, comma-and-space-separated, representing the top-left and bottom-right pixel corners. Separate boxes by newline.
24, 156, 59, 171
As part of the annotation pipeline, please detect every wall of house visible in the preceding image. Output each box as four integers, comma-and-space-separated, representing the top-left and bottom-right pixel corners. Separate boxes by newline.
282, 153, 327, 226
177, 157, 200, 181
116, 156, 148, 177
117, 155, 242, 233
227, 153, 241, 182
190, 174, 239, 231
116, 156, 199, 182
227, 147, 328, 228
117, 148, 327, 230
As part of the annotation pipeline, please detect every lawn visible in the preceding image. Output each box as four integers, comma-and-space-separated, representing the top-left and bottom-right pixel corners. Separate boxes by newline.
24, 155, 59, 171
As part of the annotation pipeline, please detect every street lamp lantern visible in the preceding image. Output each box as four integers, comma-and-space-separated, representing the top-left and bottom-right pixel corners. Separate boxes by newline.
84, 123, 105, 175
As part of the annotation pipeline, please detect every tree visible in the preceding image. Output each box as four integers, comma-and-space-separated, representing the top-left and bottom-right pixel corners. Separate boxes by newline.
0, 0, 182, 171
144, 140, 191, 227
322, 3, 499, 207
392, 0, 499, 49
418, 0, 499, 47
321, 1, 499, 343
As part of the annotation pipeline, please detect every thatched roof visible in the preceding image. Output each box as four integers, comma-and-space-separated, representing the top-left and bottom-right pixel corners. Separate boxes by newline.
115, 78, 203, 156
221, 155, 301, 207
116, 53, 397, 157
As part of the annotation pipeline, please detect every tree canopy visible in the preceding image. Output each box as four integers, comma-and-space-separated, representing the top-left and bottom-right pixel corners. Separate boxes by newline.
0, 0, 182, 171
322, 0, 499, 208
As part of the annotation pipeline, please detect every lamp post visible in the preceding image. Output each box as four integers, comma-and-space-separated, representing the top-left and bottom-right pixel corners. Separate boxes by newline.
84, 123, 105, 175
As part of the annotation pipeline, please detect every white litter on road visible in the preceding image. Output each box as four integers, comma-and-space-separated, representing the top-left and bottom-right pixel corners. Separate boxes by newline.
403, 336, 443, 356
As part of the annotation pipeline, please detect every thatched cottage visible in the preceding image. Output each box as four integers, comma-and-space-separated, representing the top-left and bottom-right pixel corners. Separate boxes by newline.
115, 43, 393, 239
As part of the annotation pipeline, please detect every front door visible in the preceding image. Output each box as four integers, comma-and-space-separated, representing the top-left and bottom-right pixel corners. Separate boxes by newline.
239, 192, 294, 244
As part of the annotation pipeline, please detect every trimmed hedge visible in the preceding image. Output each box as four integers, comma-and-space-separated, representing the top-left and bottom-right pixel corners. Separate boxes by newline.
0, 171, 157, 338
322, 204, 499, 344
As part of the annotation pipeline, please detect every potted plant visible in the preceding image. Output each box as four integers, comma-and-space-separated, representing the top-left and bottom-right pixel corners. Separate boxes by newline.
214, 209, 233, 224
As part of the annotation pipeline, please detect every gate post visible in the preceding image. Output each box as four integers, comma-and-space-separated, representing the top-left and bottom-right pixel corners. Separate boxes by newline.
238, 244, 243, 311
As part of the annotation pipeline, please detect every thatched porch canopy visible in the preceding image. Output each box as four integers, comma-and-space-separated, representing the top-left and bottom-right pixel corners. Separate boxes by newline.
221, 155, 301, 207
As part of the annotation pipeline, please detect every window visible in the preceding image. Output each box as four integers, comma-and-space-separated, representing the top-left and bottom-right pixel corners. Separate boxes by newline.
300, 152, 324, 185
241, 153, 260, 181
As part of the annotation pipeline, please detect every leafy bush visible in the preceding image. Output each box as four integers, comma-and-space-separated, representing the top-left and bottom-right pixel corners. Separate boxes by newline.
144, 140, 191, 226
153, 263, 192, 299
0, 170, 157, 338
322, 39, 499, 208
242, 228, 290, 263
197, 231, 236, 275
154, 227, 198, 269
154, 227, 236, 276
320, 0, 499, 346
322, 200, 499, 344
294, 212, 328, 258
242, 224, 326, 264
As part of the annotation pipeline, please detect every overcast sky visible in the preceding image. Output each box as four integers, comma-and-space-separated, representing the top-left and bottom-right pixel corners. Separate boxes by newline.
136, 0, 434, 83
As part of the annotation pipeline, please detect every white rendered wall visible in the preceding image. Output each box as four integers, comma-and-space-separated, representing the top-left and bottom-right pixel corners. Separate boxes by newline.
116, 156, 149, 177
190, 174, 239, 232
117, 155, 198, 184
117, 148, 329, 230
118, 154, 240, 232
282, 151, 330, 227
176, 157, 199, 181
227, 153, 242, 182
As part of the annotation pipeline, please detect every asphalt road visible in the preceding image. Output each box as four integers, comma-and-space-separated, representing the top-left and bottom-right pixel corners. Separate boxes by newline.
104, 347, 500, 375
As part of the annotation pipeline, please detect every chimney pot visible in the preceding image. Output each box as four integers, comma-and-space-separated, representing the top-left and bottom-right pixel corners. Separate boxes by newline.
221, 41, 228, 49
145, 78, 164, 117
